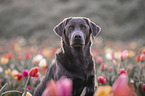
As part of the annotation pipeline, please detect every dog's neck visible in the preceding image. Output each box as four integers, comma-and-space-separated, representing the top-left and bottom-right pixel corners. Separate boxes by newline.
62, 40, 91, 57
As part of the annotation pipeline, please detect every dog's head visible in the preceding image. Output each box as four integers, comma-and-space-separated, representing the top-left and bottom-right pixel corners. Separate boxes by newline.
53, 17, 101, 48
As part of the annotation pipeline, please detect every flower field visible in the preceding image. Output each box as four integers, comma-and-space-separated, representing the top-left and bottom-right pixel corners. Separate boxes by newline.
0, 37, 145, 96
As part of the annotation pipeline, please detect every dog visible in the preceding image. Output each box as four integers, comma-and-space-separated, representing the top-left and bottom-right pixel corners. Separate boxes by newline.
33, 17, 101, 96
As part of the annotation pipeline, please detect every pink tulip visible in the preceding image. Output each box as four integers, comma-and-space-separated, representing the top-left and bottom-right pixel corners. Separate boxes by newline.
140, 54, 145, 62
22, 69, 29, 78
42, 80, 59, 96
121, 50, 128, 61
42, 76, 72, 96
96, 56, 103, 64
101, 63, 105, 71
119, 68, 127, 75
112, 74, 132, 96
57, 76, 72, 96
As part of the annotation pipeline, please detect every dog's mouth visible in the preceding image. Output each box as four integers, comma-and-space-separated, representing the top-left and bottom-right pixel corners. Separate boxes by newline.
71, 44, 85, 47
70, 38, 85, 47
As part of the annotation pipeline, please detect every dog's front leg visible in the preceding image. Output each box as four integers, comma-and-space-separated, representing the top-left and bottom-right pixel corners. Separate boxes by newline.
85, 75, 95, 96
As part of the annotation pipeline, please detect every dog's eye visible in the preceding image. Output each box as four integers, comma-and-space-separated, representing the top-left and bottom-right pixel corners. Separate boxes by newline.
69, 26, 74, 30
82, 26, 86, 30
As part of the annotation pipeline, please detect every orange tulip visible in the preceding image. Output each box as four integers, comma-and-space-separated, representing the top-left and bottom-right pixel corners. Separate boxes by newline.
1, 55, 9, 65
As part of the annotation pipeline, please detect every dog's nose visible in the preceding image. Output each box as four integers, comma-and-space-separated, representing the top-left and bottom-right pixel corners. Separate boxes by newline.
74, 34, 82, 39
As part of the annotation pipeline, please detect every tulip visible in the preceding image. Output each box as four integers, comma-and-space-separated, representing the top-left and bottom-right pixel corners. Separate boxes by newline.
98, 76, 106, 85
23, 70, 29, 78
101, 63, 105, 71
96, 56, 103, 64
105, 53, 112, 60
112, 74, 132, 96
143, 84, 145, 92
25, 53, 31, 59
42, 80, 59, 96
5, 69, 11, 76
22, 91, 32, 96
12, 70, 19, 78
121, 50, 128, 61
39, 59, 47, 67
136, 55, 140, 62
119, 68, 127, 75
94, 86, 112, 96
27, 86, 32, 90
34, 72, 40, 78
7, 52, 14, 59
1, 55, 9, 65
29, 67, 39, 77
113, 60, 119, 67
142, 51, 145, 54
42, 76, 72, 96
32, 55, 43, 65
109, 66, 113, 72
16, 73, 23, 81
140, 54, 145, 62
57, 76, 72, 96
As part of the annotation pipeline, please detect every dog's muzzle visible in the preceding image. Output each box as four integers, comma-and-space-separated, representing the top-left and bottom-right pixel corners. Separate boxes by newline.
70, 32, 85, 47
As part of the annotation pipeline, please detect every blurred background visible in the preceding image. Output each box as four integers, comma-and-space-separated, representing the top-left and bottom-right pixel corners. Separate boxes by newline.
0, 0, 145, 95
0, 0, 145, 41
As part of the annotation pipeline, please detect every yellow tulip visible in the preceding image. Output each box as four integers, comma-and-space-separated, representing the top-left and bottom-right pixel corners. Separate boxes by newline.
1, 56, 9, 65
94, 86, 112, 96
22, 92, 32, 96
5, 69, 11, 76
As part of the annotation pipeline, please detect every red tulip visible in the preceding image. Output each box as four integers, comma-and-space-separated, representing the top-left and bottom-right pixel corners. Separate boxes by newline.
119, 68, 127, 75
98, 76, 106, 85
136, 55, 140, 62
27, 86, 32, 90
16, 73, 23, 81
25, 53, 31, 59
29, 67, 39, 77
143, 84, 145, 92
112, 74, 132, 96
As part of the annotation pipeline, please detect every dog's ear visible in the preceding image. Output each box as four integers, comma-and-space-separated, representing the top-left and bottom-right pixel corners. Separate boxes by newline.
83, 17, 101, 39
53, 17, 72, 37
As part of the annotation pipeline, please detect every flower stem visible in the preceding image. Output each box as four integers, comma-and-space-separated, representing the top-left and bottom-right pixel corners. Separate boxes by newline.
1, 90, 22, 96
23, 76, 30, 96
0, 83, 7, 93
